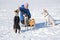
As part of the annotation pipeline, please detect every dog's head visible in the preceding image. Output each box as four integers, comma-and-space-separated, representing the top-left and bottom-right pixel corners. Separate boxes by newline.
23, 14, 28, 17
43, 9, 47, 12
42, 9, 48, 17
14, 9, 19, 16
14, 9, 19, 14
29, 18, 35, 27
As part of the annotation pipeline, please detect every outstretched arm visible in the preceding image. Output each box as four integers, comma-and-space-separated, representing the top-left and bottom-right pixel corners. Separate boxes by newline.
28, 10, 31, 18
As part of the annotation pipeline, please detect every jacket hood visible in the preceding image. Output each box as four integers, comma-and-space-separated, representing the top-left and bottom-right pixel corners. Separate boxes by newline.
21, 5, 24, 8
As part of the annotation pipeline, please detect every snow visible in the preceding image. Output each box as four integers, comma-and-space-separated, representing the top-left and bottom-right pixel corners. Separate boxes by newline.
0, 0, 60, 40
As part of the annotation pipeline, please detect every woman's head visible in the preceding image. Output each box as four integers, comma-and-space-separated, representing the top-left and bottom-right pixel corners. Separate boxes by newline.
24, 2, 29, 9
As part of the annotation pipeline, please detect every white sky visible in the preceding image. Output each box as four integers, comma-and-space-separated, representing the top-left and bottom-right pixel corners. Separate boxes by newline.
0, 0, 60, 20
0, 0, 60, 9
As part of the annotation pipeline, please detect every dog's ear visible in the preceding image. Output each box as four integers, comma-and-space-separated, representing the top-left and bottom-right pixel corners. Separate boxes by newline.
43, 9, 48, 13
14, 9, 19, 13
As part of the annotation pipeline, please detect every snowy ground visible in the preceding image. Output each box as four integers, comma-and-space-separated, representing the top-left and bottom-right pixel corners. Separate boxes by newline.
0, 0, 60, 40
0, 9, 60, 40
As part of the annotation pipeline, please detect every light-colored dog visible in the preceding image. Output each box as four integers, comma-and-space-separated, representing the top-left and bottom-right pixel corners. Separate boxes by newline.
23, 14, 29, 30
29, 18, 35, 27
23, 14, 35, 30
42, 9, 55, 27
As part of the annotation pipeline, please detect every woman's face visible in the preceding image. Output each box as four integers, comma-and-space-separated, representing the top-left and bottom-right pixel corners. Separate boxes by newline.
24, 3, 28, 9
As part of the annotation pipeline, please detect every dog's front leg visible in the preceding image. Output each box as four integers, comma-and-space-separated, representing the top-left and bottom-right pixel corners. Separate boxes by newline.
45, 19, 47, 26
50, 21, 55, 27
25, 27, 28, 31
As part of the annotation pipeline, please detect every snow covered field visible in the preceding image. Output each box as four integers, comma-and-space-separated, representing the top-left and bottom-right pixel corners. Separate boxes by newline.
0, 0, 60, 40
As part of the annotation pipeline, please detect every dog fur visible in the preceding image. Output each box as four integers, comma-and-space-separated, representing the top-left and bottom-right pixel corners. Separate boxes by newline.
23, 14, 29, 27
42, 9, 55, 27
23, 15, 35, 30
23, 14, 29, 30
13, 9, 20, 33
29, 18, 35, 27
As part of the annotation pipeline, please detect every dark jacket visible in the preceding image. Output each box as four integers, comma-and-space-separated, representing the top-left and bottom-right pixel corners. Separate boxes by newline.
19, 5, 31, 21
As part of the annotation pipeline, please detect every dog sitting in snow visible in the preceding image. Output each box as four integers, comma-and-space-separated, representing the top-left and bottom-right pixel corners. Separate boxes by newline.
42, 9, 55, 27
13, 9, 20, 33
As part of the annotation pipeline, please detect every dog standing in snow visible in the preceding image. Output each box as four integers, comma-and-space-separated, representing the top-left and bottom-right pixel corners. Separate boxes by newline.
23, 14, 29, 30
13, 9, 20, 33
42, 9, 55, 27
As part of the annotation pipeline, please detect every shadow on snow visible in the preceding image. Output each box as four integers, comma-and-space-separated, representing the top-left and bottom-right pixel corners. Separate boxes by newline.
21, 20, 60, 33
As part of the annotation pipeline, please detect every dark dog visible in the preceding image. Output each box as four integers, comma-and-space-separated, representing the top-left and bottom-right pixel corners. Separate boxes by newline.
13, 9, 20, 33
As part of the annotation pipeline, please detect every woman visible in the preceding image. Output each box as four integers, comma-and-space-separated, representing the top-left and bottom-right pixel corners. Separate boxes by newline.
19, 3, 31, 24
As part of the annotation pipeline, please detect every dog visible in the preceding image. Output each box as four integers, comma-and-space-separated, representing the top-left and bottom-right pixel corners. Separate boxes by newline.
23, 14, 29, 27
29, 18, 35, 27
42, 9, 55, 27
13, 9, 20, 33
23, 14, 35, 30
23, 14, 29, 30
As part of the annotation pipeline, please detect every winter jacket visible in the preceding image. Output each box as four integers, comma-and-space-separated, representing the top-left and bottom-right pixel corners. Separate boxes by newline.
19, 5, 31, 21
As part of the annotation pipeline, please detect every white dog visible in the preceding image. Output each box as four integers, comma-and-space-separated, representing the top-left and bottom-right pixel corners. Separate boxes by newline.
42, 9, 55, 27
